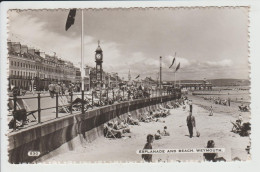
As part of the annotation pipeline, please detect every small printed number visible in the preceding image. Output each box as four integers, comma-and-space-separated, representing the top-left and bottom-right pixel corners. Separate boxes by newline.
28, 151, 40, 157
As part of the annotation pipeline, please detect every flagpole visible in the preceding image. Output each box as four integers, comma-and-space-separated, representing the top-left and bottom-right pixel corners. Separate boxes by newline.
174, 71, 176, 88
160, 56, 162, 96
81, 9, 85, 91
179, 73, 181, 88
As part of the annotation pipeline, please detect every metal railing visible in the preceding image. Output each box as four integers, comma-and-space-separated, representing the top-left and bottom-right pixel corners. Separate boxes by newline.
8, 88, 179, 131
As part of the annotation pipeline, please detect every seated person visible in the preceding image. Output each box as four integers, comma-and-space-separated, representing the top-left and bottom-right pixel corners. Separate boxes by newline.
127, 113, 140, 125
161, 109, 170, 118
203, 140, 226, 162
151, 110, 161, 118
237, 114, 243, 125
139, 112, 153, 123
154, 130, 162, 140
159, 104, 167, 111
203, 140, 217, 162
8, 109, 27, 129
116, 120, 131, 133
161, 126, 170, 136
104, 122, 123, 138
166, 102, 173, 109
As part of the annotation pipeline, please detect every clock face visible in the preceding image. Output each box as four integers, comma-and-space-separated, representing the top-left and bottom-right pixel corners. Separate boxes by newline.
96, 54, 102, 60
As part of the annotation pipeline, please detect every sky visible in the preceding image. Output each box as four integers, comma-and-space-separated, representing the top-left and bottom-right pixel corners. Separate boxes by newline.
8, 7, 249, 81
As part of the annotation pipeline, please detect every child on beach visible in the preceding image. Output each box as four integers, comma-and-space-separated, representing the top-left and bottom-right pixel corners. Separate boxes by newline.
162, 126, 170, 136
142, 134, 154, 162
154, 130, 162, 140
209, 106, 213, 116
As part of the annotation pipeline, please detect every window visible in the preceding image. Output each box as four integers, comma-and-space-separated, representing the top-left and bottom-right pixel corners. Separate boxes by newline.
14, 62, 16, 66
14, 71, 16, 76
17, 62, 19, 67
17, 71, 19, 76
11, 61, 13, 66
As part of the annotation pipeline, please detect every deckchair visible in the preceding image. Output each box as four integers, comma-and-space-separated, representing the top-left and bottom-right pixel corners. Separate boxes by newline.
58, 96, 71, 113
104, 124, 117, 138
231, 121, 242, 133
8, 98, 37, 122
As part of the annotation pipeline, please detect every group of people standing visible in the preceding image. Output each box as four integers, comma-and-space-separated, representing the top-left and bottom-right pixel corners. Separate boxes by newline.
48, 82, 67, 98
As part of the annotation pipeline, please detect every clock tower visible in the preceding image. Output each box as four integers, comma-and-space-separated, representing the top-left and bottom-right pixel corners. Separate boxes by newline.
95, 40, 103, 89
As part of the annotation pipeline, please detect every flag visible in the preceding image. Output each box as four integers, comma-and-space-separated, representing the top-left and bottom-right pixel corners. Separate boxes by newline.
65, 9, 77, 31
169, 57, 175, 68
135, 74, 140, 79
169, 52, 176, 68
175, 62, 180, 72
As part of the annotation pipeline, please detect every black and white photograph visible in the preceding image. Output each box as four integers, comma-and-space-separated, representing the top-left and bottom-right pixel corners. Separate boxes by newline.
1, 2, 257, 166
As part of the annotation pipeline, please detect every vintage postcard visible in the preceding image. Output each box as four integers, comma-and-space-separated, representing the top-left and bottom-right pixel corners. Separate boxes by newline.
1, 1, 260, 171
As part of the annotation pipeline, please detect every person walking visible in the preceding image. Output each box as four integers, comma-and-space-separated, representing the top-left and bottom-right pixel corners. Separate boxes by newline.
55, 83, 61, 95
142, 134, 154, 162
186, 112, 196, 138
228, 97, 231, 106
61, 82, 66, 95
48, 82, 55, 98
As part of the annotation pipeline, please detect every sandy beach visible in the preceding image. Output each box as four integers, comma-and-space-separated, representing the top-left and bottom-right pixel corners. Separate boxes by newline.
42, 96, 251, 163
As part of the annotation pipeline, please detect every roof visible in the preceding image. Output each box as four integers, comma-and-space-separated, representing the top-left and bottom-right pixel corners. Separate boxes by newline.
95, 45, 102, 52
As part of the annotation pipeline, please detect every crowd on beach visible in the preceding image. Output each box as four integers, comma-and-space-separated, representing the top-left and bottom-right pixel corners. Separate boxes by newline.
110, 95, 249, 163
202, 96, 231, 106
139, 97, 228, 163
103, 101, 177, 139
102, 96, 218, 162
202, 96, 249, 112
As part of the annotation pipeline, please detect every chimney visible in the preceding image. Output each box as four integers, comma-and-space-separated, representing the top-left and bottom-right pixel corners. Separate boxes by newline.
7, 42, 12, 52
40, 52, 45, 58
28, 48, 35, 55
35, 50, 40, 56
21, 45, 28, 54
12, 42, 21, 54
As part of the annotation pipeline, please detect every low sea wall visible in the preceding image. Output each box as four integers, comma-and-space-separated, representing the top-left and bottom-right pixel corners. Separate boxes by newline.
8, 94, 179, 163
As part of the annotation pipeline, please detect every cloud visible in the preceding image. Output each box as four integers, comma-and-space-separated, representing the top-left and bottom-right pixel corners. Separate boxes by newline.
205, 59, 232, 67
8, 9, 249, 80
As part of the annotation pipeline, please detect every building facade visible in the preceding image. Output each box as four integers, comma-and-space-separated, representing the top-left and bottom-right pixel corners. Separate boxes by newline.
8, 41, 122, 92
8, 42, 78, 91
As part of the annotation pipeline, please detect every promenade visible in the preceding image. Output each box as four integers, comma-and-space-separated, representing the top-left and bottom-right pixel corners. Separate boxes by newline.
7, 89, 166, 132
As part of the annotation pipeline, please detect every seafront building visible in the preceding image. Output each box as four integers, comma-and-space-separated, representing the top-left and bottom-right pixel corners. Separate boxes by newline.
7, 41, 122, 91
8, 41, 78, 91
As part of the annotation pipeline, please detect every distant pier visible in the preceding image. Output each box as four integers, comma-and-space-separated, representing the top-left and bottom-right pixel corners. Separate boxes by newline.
180, 83, 213, 90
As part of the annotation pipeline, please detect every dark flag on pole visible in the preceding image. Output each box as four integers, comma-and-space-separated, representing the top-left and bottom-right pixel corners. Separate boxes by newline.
175, 62, 180, 72
135, 74, 140, 79
65, 9, 77, 31
169, 57, 175, 68
169, 52, 176, 68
